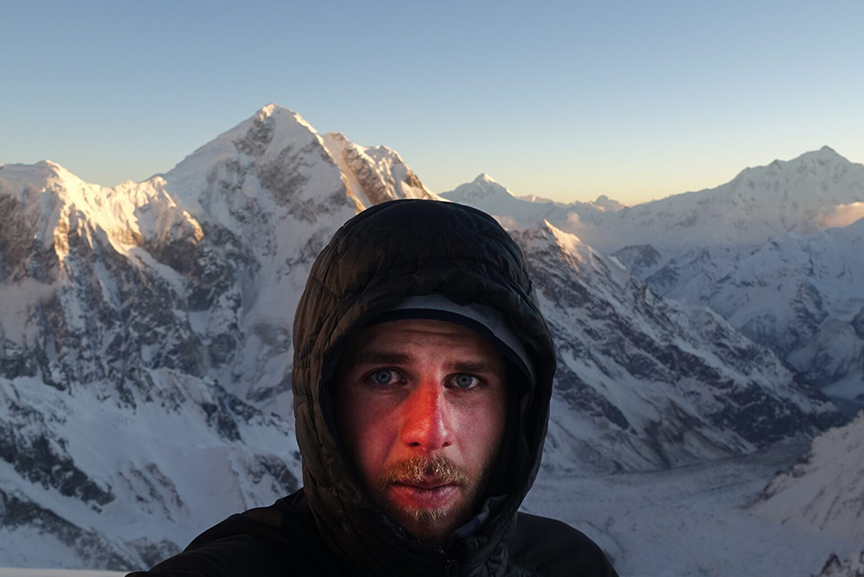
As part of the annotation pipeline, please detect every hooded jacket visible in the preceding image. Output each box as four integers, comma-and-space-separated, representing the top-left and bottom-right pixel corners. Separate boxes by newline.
130, 200, 618, 577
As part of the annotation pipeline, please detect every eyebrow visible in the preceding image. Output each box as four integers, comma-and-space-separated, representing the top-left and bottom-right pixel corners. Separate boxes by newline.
446, 360, 503, 375
348, 350, 503, 375
350, 351, 413, 366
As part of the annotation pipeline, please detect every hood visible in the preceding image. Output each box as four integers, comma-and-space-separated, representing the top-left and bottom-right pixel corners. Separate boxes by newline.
291, 200, 556, 576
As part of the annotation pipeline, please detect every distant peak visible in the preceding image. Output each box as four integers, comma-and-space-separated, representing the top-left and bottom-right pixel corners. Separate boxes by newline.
740, 146, 850, 179
592, 194, 626, 211
442, 173, 517, 202
796, 146, 848, 163
258, 103, 279, 117
469, 173, 516, 197
473, 173, 497, 184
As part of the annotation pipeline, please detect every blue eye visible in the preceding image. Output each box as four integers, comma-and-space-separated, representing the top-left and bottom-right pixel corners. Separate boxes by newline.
452, 374, 479, 389
371, 369, 396, 385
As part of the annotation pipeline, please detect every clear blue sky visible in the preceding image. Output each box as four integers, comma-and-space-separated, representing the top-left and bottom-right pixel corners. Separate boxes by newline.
2, 0, 862, 205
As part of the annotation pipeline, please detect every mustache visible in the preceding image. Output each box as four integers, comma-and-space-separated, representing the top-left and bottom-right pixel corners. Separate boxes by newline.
378, 454, 471, 487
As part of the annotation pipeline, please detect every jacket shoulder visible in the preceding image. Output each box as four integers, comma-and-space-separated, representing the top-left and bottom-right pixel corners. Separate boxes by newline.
125, 532, 282, 577
507, 512, 618, 577
125, 491, 345, 577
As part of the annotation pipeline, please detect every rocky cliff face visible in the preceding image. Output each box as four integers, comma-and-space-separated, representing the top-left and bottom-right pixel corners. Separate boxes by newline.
321, 132, 440, 207
0, 105, 847, 569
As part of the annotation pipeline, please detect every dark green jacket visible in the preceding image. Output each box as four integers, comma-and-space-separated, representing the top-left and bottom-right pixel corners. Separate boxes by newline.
130, 200, 618, 577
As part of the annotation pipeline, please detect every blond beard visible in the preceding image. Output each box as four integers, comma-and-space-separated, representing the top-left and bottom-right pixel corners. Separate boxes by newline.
373, 453, 489, 543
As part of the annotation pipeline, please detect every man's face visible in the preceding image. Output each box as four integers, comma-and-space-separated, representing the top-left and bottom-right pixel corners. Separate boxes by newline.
335, 318, 508, 544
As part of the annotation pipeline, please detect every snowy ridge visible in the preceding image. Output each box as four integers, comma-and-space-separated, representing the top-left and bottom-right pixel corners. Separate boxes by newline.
0, 162, 201, 261
597, 146, 864, 253
321, 132, 440, 208
752, 410, 864, 543
513, 221, 841, 473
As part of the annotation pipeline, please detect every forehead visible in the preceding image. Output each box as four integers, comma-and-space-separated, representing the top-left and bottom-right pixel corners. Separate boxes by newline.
341, 318, 505, 365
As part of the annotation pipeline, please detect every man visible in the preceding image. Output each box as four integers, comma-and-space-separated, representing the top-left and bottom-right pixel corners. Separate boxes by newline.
130, 200, 618, 576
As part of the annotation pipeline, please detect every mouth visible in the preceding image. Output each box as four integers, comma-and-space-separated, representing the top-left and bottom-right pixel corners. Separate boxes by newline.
394, 477, 456, 490
388, 478, 460, 508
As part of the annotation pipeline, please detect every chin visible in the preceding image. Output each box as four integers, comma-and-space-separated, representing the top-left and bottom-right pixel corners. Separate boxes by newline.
390, 504, 470, 545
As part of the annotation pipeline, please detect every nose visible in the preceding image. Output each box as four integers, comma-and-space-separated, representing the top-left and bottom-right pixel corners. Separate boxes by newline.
400, 379, 452, 452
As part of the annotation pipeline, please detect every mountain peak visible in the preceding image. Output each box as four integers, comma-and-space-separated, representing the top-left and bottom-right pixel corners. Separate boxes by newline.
166, 104, 321, 186
731, 146, 854, 185
592, 194, 626, 211
258, 103, 279, 117
796, 145, 848, 163
473, 173, 497, 184
251, 103, 315, 133
518, 218, 587, 256
1, 159, 78, 188
470, 173, 513, 196
442, 174, 517, 202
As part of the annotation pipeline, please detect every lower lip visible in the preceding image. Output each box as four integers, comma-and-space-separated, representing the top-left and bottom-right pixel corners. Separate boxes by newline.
389, 483, 459, 508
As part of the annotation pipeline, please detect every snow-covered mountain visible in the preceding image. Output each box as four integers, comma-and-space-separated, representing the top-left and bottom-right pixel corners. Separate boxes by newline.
599, 146, 864, 253
514, 222, 841, 474
446, 148, 864, 255
0, 104, 405, 568
614, 150, 864, 410
752, 410, 864, 544
624, 220, 864, 414
0, 105, 846, 570
606, 151, 864, 413
446, 148, 864, 413
320, 131, 440, 207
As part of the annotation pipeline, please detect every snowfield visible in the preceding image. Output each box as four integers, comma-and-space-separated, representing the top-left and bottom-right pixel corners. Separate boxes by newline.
524, 442, 858, 577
